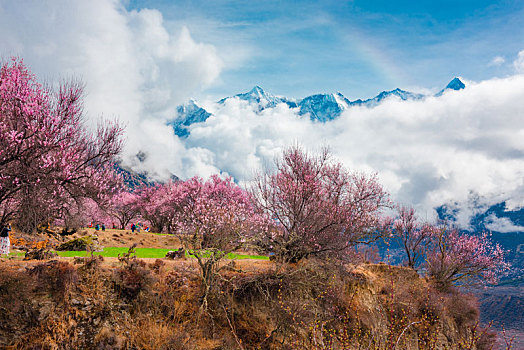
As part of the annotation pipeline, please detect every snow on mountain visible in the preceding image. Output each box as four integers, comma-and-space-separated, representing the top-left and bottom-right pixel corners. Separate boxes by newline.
169, 78, 466, 137
298, 92, 351, 122
168, 99, 212, 138
435, 77, 465, 96
218, 85, 297, 110
445, 77, 466, 90
362, 88, 425, 107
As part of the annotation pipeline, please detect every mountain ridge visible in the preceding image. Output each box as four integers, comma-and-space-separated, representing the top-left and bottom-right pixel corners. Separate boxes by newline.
170, 77, 466, 137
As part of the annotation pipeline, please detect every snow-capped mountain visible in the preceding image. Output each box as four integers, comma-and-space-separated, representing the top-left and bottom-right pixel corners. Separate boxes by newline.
218, 85, 297, 110
167, 99, 211, 138
169, 78, 465, 138
362, 88, 425, 106
435, 77, 466, 96
298, 93, 350, 122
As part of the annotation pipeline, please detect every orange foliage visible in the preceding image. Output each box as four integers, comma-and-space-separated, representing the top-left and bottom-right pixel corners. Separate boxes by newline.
10, 236, 49, 249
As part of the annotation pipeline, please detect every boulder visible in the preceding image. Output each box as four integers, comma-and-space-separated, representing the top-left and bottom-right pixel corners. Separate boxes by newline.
165, 248, 185, 259
56, 235, 101, 251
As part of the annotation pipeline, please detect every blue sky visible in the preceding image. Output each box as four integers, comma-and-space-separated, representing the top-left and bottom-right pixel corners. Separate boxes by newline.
127, 0, 524, 100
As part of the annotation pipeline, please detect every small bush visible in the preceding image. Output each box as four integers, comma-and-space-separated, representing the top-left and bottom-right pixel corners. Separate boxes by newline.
446, 289, 480, 329
94, 326, 124, 350
74, 254, 104, 270
29, 260, 78, 300
148, 258, 165, 273
24, 248, 58, 260
166, 248, 185, 259
476, 326, 498, 350
56, 235, 100, 251
416, 286, 445, 325
0, 267, 40, 342
112, 246, 154, 300
125, 318, 191, 350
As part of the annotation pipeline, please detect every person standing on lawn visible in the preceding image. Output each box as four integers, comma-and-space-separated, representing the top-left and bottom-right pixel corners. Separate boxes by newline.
0, 223, 11, 256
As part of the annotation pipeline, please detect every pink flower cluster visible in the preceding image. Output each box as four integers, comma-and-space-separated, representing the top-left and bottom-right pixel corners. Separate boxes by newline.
126, 175, 267, 253
251, 146, 390, 262
0, 58, 123, 229
426, 227, 509, 286
388, 206, 435, 269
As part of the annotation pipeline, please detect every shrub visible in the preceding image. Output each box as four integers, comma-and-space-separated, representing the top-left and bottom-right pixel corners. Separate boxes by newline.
94, 326, 124, 350
0, 267, 40, 341
149, 258, 165, 273
74, 254, 104, 270
29, 260, 78, 300
24, 248, 58, 260
56, 235, 100, 251
476, 326, 498, 350
125, 318, 191, 350
446, 289, 480, 329
112, 246, 154, 300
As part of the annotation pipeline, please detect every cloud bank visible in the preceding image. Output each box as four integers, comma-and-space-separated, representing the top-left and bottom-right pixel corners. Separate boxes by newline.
0, 0, 222, 178
0, 0, 523, 227
181, 75, 524, 225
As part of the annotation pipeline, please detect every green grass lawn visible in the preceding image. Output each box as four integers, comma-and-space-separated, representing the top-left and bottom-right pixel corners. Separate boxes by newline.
56, 247, 171, 258
54, 247, 269, 260
3, 251, 25, 258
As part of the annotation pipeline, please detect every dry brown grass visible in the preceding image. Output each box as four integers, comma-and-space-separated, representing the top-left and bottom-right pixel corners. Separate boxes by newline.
8, 226, 183, 251
72, 228, 183, 249
0, 257, 496, 350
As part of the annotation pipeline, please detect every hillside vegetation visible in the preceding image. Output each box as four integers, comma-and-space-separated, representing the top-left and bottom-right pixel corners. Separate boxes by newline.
0, 252, 497, 350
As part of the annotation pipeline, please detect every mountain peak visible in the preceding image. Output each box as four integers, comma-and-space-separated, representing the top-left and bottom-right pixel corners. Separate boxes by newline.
435, 77, 466, 97
186, 99, 199, 107
368, 88, 423, 103
446, 77, 465, 91
249, 85, 265, 95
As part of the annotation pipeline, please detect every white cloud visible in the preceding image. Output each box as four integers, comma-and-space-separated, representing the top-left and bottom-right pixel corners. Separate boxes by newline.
485, 214, 524, 233
179, 75, 524, 224
489, 55, 505, 66
513, 50, 524, 73
0, 0, 222, 177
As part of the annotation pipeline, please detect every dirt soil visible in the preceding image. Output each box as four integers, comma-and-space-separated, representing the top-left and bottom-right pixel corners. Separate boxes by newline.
9, 227, 183, 250
75, 228, 183, 249
0, 255, 274, 276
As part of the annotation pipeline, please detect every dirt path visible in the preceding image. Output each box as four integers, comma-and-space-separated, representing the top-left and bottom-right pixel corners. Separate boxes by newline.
75, 228, 183, 249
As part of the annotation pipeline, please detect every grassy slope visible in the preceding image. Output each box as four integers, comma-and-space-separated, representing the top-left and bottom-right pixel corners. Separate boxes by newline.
55, 247, 269, 260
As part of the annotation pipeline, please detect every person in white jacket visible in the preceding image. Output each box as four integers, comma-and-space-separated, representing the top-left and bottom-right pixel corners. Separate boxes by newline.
0, 223, 11, 256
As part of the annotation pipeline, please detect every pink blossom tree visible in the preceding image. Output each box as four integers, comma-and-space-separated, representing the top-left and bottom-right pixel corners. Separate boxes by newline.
251, 146, 390, 263
389, 206, 434, 270
54, 197, 112, 234
176, 175, 260, 249
0, 58, 123, 232
135, 183, 176, 233
80, 198, 113, 227
107, 191, 141, 230
425, 226, 509, 288
174, 175, 265, 310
